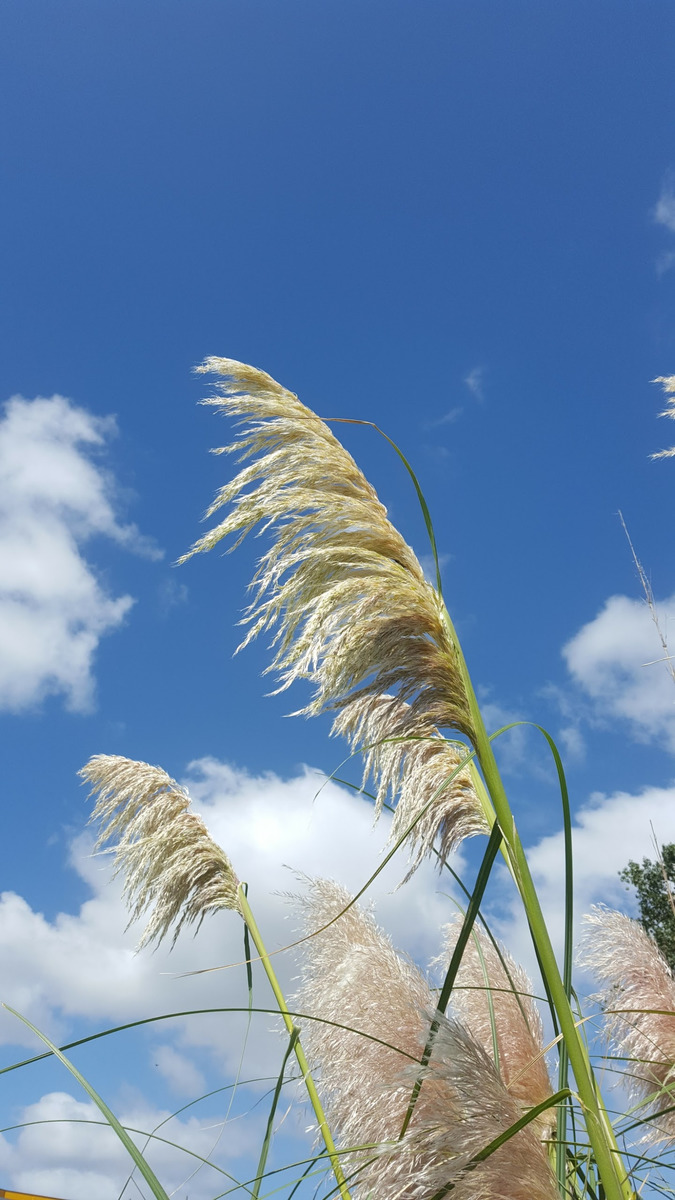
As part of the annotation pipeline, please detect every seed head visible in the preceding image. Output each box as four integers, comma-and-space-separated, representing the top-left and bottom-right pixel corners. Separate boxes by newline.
333, 694, 488, 875
439, 918, 554, 1139
181, 358, 483, 867
81, 754, 241, 948
290, 879, 557, 1200
580, 905, 675, 1144
652, 375, 675, 459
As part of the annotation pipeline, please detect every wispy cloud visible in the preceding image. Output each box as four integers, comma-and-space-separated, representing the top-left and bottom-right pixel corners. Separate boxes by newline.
424, 365, 486, 430
655, 182, 675, 234
424, 406, 463, 430
653, 177, 675, 273
464, 365, 486, 402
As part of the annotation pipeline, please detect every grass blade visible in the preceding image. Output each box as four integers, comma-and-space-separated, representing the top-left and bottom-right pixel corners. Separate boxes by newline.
2, 1003, 170, 1200
251, 1028, 299, 1200
399, 820, 503, 1138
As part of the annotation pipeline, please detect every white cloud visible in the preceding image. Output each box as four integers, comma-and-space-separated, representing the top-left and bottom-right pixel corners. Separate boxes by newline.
655, 183, 675, 234
653, 178, 675, 272
0, 760, 464, 1193
463, 366, 485, 402
0, 1089, 257, 1200
425, 406, 464, 428
492, 782, 675, 984
562, 592, 675, 750
0, 761, 457, 1064
153, 1043, 206, 1097
0, 393, 161, 713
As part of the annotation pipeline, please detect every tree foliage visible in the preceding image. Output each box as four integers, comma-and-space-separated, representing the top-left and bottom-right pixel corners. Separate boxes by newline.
619, 843, 675, 971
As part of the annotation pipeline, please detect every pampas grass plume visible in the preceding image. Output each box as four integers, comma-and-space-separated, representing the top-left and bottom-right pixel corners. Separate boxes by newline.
440, 918, 553, 1117
81, 754, 241, 948
180, 358, 486, 869
580, 905, 675, 1144
291, 878, 557, 1200
652, 374, 675, 459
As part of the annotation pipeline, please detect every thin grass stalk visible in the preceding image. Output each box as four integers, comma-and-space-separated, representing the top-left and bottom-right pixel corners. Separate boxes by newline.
440, 603, 636, 1200
236, 885, 352, 1200
3, 1004, 171, 1200
399, 820, 503, 1138
251, 1028, 300, 1200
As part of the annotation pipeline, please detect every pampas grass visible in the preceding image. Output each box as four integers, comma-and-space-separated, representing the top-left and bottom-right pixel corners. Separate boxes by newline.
333, 694, 488, 874
81, 754, 241, 947
54, 357, 671, 1200
290, 878, 558, 1200
581, 905, 675, 1145
440, 918, 553, 1124
179, 358, 486, 869
652, 374, 675, 459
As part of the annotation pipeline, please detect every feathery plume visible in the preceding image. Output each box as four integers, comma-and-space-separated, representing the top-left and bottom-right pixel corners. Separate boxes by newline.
333, 694, 488, 874
81, 754, 241, 948
652, 374, 675, 459
181, 358, 485, 867
439, 918, 553, 1136
290, 878, 557, 1199
580, 905, 675, 1144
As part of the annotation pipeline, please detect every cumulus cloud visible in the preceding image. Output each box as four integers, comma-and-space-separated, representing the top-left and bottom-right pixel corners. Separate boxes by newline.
0, 759, 465, 1194
0, 760, 457, 1062
0, 393, 161, 713
153, 1044, 206, 1097
562, 592, 675, 750
0, 1089, 259, 1200
492, 782, 675, 983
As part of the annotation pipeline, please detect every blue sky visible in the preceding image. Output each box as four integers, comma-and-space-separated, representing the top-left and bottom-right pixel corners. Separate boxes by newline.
2, 2, 675, 1195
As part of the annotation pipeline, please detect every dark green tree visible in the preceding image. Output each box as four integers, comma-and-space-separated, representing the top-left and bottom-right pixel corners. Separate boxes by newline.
619, 843, 675, 972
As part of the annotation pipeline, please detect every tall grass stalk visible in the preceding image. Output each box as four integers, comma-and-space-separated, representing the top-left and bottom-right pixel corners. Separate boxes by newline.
442, 603, 636, 1200
80, 753, 352, 1200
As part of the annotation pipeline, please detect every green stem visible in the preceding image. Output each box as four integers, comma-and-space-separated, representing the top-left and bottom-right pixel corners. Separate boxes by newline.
237, 884, 352, 1200
441, 605, 636, 1200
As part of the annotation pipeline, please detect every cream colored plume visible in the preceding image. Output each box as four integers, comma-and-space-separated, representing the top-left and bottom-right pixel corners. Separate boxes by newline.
81, 754, 241, 947
652, 374, 675, 459
333, 694, 489, 873
580, 905, 675, 1144
439, 917, 554, 1138
290, 879, 557, 1200
181, 358, 485, 868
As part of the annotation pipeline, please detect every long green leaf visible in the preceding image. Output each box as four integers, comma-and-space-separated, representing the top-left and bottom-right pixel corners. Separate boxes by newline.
0, 1006, 420, 1078
427, 1089, 572, 1200
2, 1004, 170, 1200
399, 821, 502, 1138
251, 1028, 299, 1200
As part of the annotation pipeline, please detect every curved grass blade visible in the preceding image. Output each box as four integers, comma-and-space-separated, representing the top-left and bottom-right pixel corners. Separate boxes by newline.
0, 1118, 244, 1187
426, 1088, 572, 1200
251, 1028, 299, 1200
326, 416, 444, 596
0, 1007, 421, 1080
399, 820, 503, 1138
2, 1003, 170, 1200
527, 721, 574, 1193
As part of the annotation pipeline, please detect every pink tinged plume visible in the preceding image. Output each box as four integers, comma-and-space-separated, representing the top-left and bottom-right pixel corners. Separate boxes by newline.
290, 878, 558, 1199
580, 905, 675, 1145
